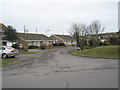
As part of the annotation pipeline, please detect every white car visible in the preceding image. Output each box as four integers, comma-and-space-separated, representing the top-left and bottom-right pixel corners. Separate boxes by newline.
76, 47, 81, 50
0, 46, 19, 59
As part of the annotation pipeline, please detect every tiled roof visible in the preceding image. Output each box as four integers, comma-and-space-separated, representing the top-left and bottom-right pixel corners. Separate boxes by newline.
52, 34, 75, 41
17, 33, 52, 40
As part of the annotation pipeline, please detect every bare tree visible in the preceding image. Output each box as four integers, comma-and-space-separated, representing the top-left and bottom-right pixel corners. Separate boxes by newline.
69, 24, 80, 47
69, 20, 105, 48
69, 23, 87, 50
91, 20, 105, 36
87, 20, 105, 46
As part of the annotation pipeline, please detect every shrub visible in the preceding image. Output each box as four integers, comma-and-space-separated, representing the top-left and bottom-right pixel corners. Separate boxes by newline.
12, 44, 19, 49
109, 37, 118, 45
52, 43, 66, 46
47, 44, 53, 47
57, 43, 66, 46
52, 43, 58, 46
40, 43, 46, 49
103, 40, 110, 46
28, 45, 39, 49
88, 40, 93, 46
98, 42, 103, 46
88, 39, 98, 46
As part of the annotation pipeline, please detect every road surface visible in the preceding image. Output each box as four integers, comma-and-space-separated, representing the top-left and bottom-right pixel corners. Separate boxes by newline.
2, 47, 118, 88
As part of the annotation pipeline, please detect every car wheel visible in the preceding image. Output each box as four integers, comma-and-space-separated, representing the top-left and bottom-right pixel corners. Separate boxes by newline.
2, 54, 8, 59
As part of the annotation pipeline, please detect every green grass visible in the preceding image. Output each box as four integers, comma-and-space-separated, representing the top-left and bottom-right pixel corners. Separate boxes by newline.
20, 52, 39, 54
28, 48, 40, 50
70, 45, 119, 59
46, 46, 66, 50
0, 59, 18, 65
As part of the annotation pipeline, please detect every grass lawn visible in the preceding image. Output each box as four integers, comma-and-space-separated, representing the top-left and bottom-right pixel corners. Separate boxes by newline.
0, 59, 18, 65
70, 45, 119, 59
46, 46, 66, 50
20, 52, 39, 54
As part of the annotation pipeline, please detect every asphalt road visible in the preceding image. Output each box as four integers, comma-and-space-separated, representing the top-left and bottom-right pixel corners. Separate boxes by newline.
2, 47, 118, 88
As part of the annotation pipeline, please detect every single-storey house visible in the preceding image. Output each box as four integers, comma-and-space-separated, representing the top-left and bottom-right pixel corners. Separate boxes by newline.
18, 33, 56, 47
50, 34, 77, 46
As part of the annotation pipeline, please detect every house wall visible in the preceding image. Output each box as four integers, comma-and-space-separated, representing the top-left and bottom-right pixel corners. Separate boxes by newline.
26, 40, 56, 46
64, 41, 77, 46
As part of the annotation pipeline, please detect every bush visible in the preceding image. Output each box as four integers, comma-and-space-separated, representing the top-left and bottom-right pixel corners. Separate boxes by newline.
52, 43, 66, 46
109, 37, 118, 45
57, 43, 66, 46
47, 44, 53, 47
98, 42, 103, 46
28, 45, 39, 49
103, 40, 110, 46
88, 39, 99, 47
52, 43, 58, 46
88, 40, 93, 46
12, 44, 19, 49
40, 43, 46, 49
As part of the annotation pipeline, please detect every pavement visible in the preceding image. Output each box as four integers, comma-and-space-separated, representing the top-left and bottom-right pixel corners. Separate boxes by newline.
2, 47, 118, 88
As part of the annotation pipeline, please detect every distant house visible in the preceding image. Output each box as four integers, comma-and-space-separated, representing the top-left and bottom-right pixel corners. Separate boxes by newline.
0, 23, 13, 46
17, 33, 56, 47
50, 34, 77, 46
98, 32, 119, 42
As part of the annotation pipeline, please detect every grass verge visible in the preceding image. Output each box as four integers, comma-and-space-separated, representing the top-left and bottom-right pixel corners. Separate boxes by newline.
70, 45, 119, 59
0, 59, 18, 65
46, 46, 66, 50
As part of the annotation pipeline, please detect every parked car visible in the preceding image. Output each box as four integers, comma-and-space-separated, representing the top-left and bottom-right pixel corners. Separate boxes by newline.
0, 46, 19, 59
76, 47, 81, 50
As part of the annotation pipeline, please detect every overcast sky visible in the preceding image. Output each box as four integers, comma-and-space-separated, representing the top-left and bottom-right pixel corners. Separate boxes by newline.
0, 0, 119, 36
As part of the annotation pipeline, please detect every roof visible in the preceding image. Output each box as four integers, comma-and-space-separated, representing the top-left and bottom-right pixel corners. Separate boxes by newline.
51, 34, 75, 41
17, 33, 52, 40
0, 23, 7, 31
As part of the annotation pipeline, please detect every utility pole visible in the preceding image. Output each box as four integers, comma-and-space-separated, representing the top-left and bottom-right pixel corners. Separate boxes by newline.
24, 25, 25, 33
36, 28, 37, 34
24, 25, 29, 34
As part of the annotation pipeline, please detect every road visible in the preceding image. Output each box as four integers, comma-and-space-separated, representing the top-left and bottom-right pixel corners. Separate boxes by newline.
2, 47, 118, 88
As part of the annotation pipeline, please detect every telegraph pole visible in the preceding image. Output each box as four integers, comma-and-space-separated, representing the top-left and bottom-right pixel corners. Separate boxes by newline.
36, 28, 37, 34
24, 25, 25, 33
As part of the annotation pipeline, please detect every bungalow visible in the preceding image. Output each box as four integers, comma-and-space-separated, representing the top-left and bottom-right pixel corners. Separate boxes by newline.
50, 34, 77, 46
18, 33, 56, 47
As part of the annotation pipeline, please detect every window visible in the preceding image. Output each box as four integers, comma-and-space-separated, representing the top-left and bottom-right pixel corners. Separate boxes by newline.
2, 47, 5, 50
40, 41, 43, 43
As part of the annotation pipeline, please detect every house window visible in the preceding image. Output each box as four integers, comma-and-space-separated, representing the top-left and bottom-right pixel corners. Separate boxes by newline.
34, 41, 40, 46
2, 42, 7, 46
40, 41, 43, 44
71, 41, 73, 44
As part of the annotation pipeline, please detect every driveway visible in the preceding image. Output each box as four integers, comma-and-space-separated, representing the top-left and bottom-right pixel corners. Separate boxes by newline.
2, 47, 118, 88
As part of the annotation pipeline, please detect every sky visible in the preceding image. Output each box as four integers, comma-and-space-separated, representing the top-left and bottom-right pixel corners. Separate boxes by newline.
0, 0, 119, 36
